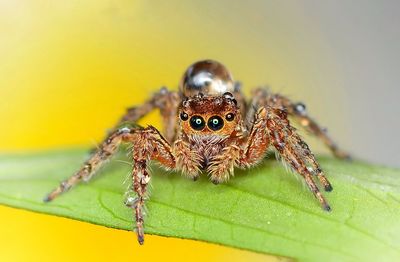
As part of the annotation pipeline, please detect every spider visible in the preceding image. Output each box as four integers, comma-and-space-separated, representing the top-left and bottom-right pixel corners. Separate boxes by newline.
44, 59, 350, 244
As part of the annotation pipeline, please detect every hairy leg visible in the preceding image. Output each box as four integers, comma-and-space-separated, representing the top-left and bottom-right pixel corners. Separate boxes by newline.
125, 128, 203, 243
44, 128, 137, 202
209, 106, 332, 210
97, 87, 180, 147
246, 87, 350, 159
154, 88, 181, 142
172, 133, 202, 180
46, 125, 178, 244
232, 82, 248, 117
208, 144, 241, 184
208, 107, 271, 183
263, 107, 332, 210
126, 126, 176, 244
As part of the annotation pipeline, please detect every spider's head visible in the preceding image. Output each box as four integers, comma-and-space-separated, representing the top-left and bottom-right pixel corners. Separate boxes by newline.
179, 92, 242, 136
179, 59, 236, 98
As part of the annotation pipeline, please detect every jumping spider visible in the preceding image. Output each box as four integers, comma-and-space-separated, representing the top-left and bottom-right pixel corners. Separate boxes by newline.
45, 60, 350, 244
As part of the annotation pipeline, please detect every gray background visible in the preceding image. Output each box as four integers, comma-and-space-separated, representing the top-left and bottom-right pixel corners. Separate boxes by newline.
301, 0, 400, 167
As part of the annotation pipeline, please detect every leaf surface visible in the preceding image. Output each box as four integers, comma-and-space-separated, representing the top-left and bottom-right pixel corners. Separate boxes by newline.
0, 149, 399, 262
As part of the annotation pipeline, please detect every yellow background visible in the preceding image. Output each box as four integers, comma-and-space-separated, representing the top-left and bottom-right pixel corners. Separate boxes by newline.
0, 1, 350, 261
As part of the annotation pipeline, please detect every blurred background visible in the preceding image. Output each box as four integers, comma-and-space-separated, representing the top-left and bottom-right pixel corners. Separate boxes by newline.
1, 0, 399, 261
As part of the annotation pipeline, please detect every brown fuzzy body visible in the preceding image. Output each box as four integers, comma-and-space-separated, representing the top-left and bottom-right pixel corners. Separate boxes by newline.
44, 59, 350, 245
189, 134, 229, 169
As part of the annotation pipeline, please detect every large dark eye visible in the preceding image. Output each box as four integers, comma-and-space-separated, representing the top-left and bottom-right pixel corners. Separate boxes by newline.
208, 116, 224, 131
190, 116, 205, 130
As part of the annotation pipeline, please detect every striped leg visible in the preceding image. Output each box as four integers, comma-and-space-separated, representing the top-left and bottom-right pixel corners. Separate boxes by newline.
96, 87, 180, 147
44, 128, 136, 202
241, 106, 332, 210
207, 106, 332, 211
45, 126, 176, 245
265, 107, 331, 211
126, 127, 175, 244
246, 87, 350, 160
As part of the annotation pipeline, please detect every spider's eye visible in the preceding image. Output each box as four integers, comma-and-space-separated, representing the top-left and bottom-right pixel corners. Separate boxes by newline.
190, 116, 205, 130
208, 116, 224, 131
180, 112, 189, 121
225, 113, 235, 122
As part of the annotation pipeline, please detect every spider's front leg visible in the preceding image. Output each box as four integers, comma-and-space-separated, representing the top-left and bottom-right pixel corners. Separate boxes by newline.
126, 128, 202, 243
208, 143, 242, 184
210, 107, 332, 210
45, 125, 177, 244
262, 107, 332, 210
125, 126, 176, 244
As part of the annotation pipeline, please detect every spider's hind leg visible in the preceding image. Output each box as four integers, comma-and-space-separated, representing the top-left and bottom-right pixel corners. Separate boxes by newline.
247, 87, 351, 160
96, 87, 180, 149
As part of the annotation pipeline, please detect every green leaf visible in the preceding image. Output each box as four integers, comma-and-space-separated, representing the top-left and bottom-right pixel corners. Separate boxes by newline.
0, 148, 399, 262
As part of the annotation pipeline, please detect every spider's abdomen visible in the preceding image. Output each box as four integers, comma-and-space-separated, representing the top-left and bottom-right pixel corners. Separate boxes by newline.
180, 60, 235, 97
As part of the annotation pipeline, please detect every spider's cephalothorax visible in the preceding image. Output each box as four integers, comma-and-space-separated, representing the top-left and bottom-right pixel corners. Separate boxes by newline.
178, 93, 244, 170
45, 59, 350, 245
